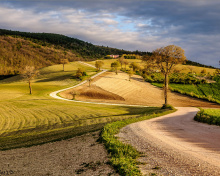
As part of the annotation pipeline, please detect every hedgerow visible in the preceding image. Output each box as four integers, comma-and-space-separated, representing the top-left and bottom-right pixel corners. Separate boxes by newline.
100, 108, 176, 176
194, 108, 220, 126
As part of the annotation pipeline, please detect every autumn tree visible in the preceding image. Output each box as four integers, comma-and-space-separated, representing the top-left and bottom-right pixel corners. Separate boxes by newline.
111, 61, 120, 75
118, 57, 124, 69
75, 68, 87, 79
22, 66, 39, 94
129, 62, 140, 72
60, 58, 69, 71
143, 45, 186, 106
95, 60, 104, 71
127, 70, 134, 81
124, 60, 129, 70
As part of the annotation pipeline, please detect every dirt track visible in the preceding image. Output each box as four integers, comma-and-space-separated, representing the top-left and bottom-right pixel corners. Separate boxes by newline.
119, 107, 220, 175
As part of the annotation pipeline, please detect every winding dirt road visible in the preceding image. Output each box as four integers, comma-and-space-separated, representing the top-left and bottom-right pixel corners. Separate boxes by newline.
119, 107, 220, 175
54, 63, 220, 175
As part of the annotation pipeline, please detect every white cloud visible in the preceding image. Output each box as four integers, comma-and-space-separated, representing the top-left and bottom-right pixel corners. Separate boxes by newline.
0, 1, 219, 67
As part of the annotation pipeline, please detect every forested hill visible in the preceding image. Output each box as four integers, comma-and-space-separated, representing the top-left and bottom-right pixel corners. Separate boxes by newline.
0, 35, 79, 76
0, 29, 148, 59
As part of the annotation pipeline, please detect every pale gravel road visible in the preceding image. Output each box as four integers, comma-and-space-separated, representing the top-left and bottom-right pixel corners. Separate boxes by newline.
50, 62, 220, 175
118, 107, 220, 176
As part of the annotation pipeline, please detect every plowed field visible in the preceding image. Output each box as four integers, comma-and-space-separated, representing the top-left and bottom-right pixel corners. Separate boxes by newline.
61, 71, 220, 108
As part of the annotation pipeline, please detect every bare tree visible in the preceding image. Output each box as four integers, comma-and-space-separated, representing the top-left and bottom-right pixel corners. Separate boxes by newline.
143, 45, 186, 106
88, 77, 93, 87
22, 66, 39, 94
70, 90, 80, 100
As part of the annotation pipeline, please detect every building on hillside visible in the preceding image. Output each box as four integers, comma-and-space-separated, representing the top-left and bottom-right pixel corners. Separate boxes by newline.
109, 55, 119, 58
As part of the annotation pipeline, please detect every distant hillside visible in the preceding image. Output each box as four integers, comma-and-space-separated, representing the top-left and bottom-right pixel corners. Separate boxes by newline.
184, 60, 215, 69
0, 29, 148, 60
0, 35, 79, 76
0, 29, 215, 78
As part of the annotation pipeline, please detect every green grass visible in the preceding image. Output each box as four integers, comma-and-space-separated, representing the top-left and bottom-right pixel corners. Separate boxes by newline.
0, 61, 165, 150
86, 59, 143, 70
152, 82, 220, 104
101, 108, 176, 176
194, 108, 220, 126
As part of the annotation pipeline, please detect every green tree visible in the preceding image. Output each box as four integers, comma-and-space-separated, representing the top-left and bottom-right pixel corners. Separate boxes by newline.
118, 57, 124, 69
22, 66, 39, 94
124, 60, 129, 70
95, 60, 104, 71
129, 62, 140, 72
111, 61, 120, 75
144, 45, 186, 106
76, 68, 87, 79
128, 70, 134, 81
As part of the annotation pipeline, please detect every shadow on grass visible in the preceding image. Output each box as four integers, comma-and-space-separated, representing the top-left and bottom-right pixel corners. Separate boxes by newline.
0, 123, 107, 151
36, 73, 74, 82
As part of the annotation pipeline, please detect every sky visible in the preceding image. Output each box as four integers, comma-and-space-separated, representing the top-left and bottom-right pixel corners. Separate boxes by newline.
0, 0, 220, 68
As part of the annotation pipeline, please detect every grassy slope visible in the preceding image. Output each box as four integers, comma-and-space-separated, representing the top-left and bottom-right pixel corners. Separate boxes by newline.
87, 59, 143, 70
0, 61, 163, 150
87, 59, 216, 74
0, 35, 79, 76
152, 82, 220, 104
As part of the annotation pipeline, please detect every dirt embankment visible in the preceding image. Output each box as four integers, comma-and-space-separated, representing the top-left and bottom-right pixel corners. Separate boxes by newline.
60, 71, 220, 108
0, 131, 119, 176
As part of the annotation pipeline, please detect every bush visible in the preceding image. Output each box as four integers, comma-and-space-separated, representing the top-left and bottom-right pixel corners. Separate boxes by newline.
194, 108, 220, 126
144, 72, 202, 84
75, 68, 87, 79
161, 104, 175, 110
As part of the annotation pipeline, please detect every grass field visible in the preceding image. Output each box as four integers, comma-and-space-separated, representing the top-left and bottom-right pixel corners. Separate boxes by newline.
194, 108, 220, 126
86, 59, 216, 75
87, 59, 143, 70
0, 61, 164, 150
152, 82, 220, 104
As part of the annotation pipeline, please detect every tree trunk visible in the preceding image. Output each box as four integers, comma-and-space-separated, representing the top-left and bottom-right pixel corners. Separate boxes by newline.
29, 80, 32, 94
164, 73, 169, 105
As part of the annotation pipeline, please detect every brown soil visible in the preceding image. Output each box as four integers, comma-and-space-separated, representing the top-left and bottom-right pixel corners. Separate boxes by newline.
0, 131, 119, 176
60, 85, 125, 102
61, 71, 220, 108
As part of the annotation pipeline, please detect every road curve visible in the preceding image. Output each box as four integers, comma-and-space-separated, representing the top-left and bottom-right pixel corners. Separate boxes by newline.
119, 107, 220, 175
50, 62, 149, 107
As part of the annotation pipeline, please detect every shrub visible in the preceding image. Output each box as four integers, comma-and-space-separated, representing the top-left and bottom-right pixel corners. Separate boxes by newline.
194, 108, 220, 126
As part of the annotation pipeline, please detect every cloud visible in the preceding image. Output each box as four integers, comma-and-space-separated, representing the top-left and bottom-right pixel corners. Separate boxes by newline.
0, 1, 220, 67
